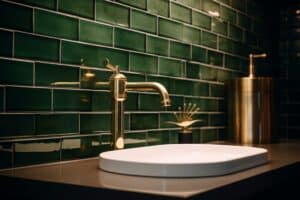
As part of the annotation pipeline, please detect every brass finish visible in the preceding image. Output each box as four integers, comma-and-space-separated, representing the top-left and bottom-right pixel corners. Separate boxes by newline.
227, 77, 278, 144
249, 53, 267, 78
103, 58, 171, 150
227, 53, 278, 144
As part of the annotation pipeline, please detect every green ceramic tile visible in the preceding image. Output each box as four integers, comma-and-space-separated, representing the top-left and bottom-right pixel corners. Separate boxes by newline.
0, 115, 35, 137
220, 6, 236, 24
146, 36, 169, 56
35, 10, 78, 40
201, 129, 218, 142
130, 53, 157, 74
218, 0, 229, 4
170, 41, 190, 59
185, 97, 218, 111
0, 88, 3, 111
225, 55, 240, 70
125, 131, 147, 148
229, 24, 243, 41
61, 41, 129, 70
159, 18, 183, 40
171, 79, 208, 96
90, 91, 112, 111
212, 18, 227, 36
80, 114, 111, 133
115, 28, 145, 51
147, 0, 169, 17
124, 73, 145, 82
167, 95, 184, 111
159, 57, 183, 77
0, 30, 12, 57
192, 11, 211, 30
0, 1, 32, 32
218, 128, 226, 140
12, 0, 55, 9
147, 76, 171, 91
147, 130, 169, 145
202, 31, 217, 49
216, 69, 232, 82
207, 50, 223, 66
238, 13, 251, 29
200, 66, 218, 81
59, 0, 94, 18
131, 114, 158, 130
6, 87, 51, 111
61, 136, 107, 160
186, 63, 201, 79
80, 20, 112, 46
15, 33, 59, 62
0, 59, 33, 85
158, 113, 174, 129
168, 131, 179, 144
53, 90, 92, 111
14, 139, 60, 167
125, 93, 138, 111
202, 0, 219, 14
35, 63, 79, 87
119, 0, 146, 9
139, 94, 163, 111
245, 31, 258, 46
170, 3, 191, 23
0, 142, 13, 169
36, 114, 78, 135
219, 36, 233, 53
210, 114, 225, 126
96, 0, 129, 27
192, 46, 207, 63
252, 20, 264, 35
176, 0, 201, 10
131, 10, 156, 33
183, 25, 200, 44
210, 84, 224, 97
231, 0, 246, 12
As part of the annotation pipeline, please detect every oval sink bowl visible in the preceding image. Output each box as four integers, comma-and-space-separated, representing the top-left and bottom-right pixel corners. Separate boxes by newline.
99, 144, 268, 177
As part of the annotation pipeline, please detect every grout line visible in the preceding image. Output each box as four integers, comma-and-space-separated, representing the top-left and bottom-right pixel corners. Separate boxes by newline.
93, 0, 96, 20
32, 8, 35, 33
32, 62, 35, 85
3, 87, 6, 112
59, 40, 62, 63
51, 88, 54, 111
78, 113, 81, 133
12, 32, 15, 58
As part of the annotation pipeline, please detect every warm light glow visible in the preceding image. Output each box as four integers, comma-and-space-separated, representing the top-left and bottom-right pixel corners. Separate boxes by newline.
84, 71, 95, 78
208, 10, 220, 17
296, 10, 300, 14
116, 137, 124, 149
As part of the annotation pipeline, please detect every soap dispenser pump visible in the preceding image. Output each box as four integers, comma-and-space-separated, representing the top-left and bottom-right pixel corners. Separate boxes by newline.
248, 53, 267, 78
227, 53, 278, 145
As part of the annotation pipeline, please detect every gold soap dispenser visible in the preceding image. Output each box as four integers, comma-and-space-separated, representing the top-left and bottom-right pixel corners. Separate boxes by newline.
227, 53, 279, 144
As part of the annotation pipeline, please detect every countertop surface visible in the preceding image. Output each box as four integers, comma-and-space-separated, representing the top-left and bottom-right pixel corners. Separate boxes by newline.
1, 141, 300, 199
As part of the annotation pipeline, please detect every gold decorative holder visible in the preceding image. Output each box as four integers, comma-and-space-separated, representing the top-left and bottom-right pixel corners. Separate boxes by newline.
166, 103, 201, 143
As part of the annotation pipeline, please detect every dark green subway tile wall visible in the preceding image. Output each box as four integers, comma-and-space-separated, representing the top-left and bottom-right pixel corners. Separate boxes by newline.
0, 0, 271, 168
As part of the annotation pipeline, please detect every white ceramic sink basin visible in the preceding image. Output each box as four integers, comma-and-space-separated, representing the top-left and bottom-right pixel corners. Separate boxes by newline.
99, 144, 268, 177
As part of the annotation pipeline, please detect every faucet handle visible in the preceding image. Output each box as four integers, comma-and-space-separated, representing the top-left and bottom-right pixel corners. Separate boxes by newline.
103, 58, 120, 74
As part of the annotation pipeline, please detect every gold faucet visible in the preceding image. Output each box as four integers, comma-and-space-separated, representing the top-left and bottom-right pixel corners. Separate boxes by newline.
101, 58, 171, 150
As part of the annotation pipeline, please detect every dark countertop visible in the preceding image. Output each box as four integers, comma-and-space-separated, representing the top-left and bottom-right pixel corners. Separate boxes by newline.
0, 141, 300, 200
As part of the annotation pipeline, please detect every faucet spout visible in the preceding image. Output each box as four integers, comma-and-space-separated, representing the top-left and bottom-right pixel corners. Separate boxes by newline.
103, 58, 171, 150
126, 82, 171, 107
